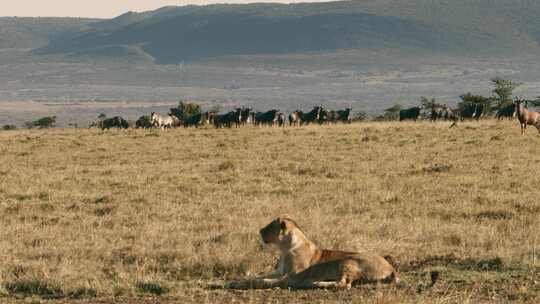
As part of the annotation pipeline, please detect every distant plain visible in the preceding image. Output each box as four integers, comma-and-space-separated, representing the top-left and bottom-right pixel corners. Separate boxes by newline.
2, 49, 540, 127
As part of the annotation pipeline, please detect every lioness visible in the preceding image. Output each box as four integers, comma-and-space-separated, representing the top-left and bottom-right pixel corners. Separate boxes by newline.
225, 216, 399, 289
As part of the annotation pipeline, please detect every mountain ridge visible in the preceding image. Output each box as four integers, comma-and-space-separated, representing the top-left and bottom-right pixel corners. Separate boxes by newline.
4, 1, 540, 62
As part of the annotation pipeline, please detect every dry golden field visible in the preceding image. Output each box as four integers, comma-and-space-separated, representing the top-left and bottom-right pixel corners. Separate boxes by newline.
0, 121, 539, 304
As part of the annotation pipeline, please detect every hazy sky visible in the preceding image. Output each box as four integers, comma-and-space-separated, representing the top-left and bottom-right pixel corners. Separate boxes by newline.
2, 0, 332, 18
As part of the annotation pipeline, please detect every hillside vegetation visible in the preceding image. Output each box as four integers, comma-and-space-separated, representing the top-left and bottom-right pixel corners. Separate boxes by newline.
0, 121, 539, 303
37, 0, 540, 62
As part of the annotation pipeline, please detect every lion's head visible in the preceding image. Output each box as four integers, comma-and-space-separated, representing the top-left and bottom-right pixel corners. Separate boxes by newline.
259, 216, 304, 249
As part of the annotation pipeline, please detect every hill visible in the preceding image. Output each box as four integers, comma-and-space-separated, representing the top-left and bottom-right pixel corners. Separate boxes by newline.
0, 17, 97, 49
37, 0, 540, 62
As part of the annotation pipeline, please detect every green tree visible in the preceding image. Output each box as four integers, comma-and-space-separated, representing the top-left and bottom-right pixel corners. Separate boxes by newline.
420, 97, 440, 112
526, 97, 540, 108
491, 77, 521, 109
458, 93, 491, 116
420, 97, 444, 118
170, 101, 202, 120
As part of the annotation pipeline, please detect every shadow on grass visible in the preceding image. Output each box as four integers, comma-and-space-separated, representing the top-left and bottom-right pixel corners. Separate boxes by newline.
401, 254, 504, 272
5, 279, 63, 299
136, 281, 169, 295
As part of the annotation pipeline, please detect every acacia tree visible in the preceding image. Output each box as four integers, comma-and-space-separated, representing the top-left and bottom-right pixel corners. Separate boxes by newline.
459, 93, 490, 106
525, 97, 540, 108
458, 93, 491, 115
491, 77, 521, 109
420, 96, 443, 114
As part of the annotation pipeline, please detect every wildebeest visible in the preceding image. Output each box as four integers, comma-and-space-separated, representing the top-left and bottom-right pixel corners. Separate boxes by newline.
496, 104, 516, 120
399, 107, 420, 121
102, 116, 129, 130
206, 112, 217, 126
150, 112, 180, 129
234, 108, 243, 128
213, 112, 232, 128
213, 109, 242, 128
430, 106, 445, 121
459, 104, 483, 121
277, 112, 286, 127
255, 109, 279, 126
300, 106, 322, 125
183, 112, 207, 128
318, 109, 329, 124
319, 109, 337, 124
471, 104, 484, 120
514, 98, 540, 135
240, 107, 253, 126
443, 107, 459, 121
336, 108, 352, 123
432, 106, 459, 122
289, 110, 302, 126
135, 115, 152, 129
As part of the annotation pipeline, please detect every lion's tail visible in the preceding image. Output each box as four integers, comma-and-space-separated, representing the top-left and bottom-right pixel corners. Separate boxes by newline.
383, 255, 401, 285
383, 255, 439, 292
428, 271, 439, 287
387, 270, 401, 285
388, 270, 439, 291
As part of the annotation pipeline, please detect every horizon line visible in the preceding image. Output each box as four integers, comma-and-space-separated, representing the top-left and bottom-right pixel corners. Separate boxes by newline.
0, 0, 337, 19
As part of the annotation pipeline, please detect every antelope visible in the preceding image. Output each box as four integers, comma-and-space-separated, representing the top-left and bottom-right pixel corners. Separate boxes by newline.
514, 98, 540, 135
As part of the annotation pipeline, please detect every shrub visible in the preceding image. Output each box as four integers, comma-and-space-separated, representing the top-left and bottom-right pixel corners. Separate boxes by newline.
135, 115, 152, 128
25, 116, 56, 129
353, 110, 368, 121
2, 124, 17, 130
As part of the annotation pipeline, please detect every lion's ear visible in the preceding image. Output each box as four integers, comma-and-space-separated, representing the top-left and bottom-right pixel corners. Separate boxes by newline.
280, 220, 287, 231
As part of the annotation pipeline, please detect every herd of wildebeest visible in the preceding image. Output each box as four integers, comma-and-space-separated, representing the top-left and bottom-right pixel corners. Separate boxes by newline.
97, 97, 540, 134
100, 106, 353, 129
396, 97, 539, 133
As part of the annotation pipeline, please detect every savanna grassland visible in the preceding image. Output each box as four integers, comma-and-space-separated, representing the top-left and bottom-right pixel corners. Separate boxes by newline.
0, 121, 539, 304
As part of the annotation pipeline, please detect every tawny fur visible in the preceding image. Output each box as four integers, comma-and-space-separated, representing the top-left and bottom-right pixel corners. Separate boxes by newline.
515, 98, 540, 135
224, 216, 398, 290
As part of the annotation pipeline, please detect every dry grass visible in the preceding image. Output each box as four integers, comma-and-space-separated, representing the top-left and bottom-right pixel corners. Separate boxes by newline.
0, 120, 539, 303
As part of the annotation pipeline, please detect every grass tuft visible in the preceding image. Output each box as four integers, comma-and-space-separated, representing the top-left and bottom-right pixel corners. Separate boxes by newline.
0, 121, 539, 302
